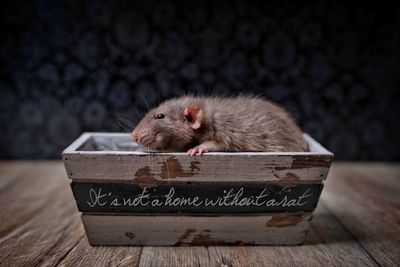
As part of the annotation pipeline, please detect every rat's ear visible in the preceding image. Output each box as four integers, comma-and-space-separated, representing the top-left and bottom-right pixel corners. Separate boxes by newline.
183, 106, 203, 129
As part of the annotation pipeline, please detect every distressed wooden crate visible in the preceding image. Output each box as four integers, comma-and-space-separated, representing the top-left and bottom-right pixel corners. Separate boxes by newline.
62, 132, 333, 246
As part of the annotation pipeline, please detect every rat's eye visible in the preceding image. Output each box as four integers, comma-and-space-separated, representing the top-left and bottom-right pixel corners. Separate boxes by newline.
155, 113, 165, 119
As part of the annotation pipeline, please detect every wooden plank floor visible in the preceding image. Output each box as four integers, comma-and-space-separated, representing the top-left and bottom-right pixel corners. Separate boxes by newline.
0, 161, 399, 267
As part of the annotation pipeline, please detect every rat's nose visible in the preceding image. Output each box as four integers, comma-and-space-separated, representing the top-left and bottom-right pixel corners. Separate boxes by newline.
132, 132, 139, 142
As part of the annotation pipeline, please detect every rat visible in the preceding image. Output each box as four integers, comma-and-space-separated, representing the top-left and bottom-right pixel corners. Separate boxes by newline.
131, 96, 308, 155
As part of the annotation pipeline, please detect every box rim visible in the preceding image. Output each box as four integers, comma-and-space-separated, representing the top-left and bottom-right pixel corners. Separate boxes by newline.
61, 132, 334, 157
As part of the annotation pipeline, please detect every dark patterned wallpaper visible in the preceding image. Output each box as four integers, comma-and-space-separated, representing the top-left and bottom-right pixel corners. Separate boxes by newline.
0, 0, 399, 160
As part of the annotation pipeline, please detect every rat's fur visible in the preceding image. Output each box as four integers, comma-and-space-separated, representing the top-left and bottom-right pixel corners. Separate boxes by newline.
132, 96, 308, 153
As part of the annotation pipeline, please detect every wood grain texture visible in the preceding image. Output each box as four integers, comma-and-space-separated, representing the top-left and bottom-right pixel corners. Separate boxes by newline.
139, 202, 378, 267
0, 162, 67, 236
138, 247, 210, 267
62, 133, 331, 246
0, 161, 29, 193
57, 237, 141, 267
322, 163, 400, 267
0, 161, 141, 267
0, 161, 399, 267
63, 153, 332, 182
0, 162, 84, 267
62, 133, 333, 182
82, 214, 312, 246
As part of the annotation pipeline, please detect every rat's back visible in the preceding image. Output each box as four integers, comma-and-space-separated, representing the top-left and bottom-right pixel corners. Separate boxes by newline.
199, 96, 308, 152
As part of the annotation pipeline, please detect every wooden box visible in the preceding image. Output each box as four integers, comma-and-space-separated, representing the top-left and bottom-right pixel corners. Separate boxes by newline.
62, 133, 333, 246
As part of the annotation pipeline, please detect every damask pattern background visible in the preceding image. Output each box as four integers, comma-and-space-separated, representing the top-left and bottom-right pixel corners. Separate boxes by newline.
1, 0, 399, 160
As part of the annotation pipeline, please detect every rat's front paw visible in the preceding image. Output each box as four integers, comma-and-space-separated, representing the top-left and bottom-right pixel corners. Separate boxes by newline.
187, 145, 209, 156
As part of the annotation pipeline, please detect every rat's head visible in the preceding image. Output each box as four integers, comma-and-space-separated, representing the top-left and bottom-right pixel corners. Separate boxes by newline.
131, 101, 203, 151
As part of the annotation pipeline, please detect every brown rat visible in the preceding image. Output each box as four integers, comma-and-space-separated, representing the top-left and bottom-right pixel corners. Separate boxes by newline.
131, 96, 308, 155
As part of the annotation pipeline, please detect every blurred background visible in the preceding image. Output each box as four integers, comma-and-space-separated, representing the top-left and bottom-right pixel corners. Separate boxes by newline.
0, 0, 399, 160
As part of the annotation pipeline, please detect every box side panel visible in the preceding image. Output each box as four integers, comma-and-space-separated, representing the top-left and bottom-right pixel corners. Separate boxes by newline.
62, 133, 93, 154
303, 134, 333, 155
64, 153, 332, 181
82, 214, 311, 246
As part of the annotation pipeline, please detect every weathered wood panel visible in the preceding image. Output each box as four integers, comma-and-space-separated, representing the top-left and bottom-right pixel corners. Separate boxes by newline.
82, 214, 312, 246
205, 201, 378, 267
138, 199, 378, 267
71, 182, 322, 213
2, 162, 398, 266
0, 162, 85, 267
62, 133, 333, 182
63, 154, 332, 182
61, 132, 332, 246
57, 237, 142, 267
0, 162, 67, 237
138, 247, 210, 267
322, 163, 400, 267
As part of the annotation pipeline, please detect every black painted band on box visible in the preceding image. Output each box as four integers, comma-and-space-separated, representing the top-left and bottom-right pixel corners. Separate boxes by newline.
71, 182, 323, 214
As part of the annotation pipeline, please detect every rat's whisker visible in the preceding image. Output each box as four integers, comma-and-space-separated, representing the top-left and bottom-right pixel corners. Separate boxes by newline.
148, 147, 153, 170
118, 117, 136, 129
114, 113, 137, 128
111, 113, 136, 132
148, 146, 153, 170
146, 147, 150, 170
113, 111, 141, 126
139, 93, 150, 110
160, 144, 170, 178
114, 118, 132, 133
